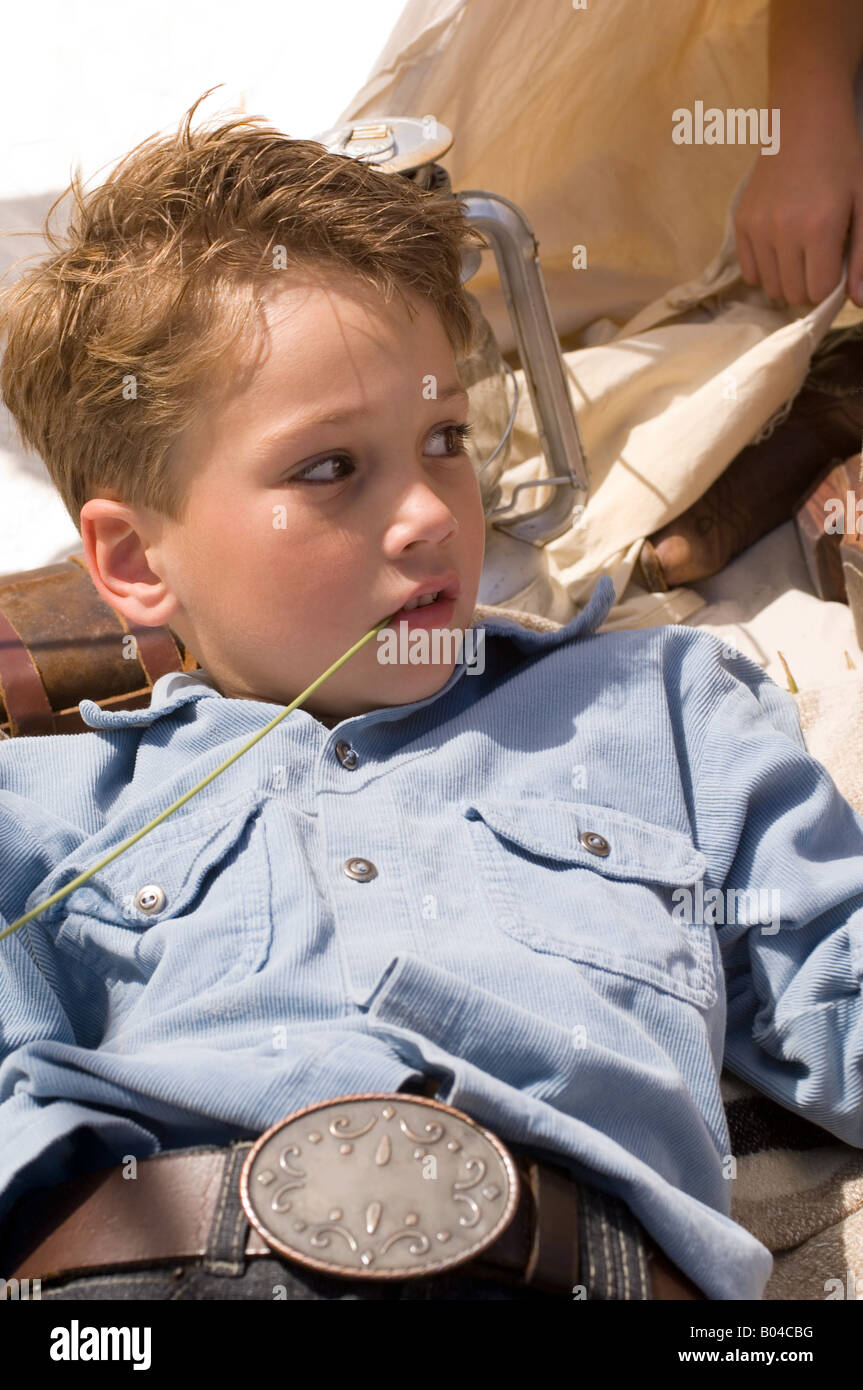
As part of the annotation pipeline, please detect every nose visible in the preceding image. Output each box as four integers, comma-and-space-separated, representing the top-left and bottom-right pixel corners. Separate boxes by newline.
383, 471, 460, 551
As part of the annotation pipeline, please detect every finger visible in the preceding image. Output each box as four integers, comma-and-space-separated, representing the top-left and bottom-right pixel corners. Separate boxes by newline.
805, 240, 848, 305
735, 224, 761, 287
846, 195, 863, 306
753, 239, 785, 303
775, 238, 809, 306
803, 202, 853, 304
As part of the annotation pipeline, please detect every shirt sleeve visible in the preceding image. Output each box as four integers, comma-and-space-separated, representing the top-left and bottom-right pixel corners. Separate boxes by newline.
688, 652, 863, 1148
0, 757, 146, 1231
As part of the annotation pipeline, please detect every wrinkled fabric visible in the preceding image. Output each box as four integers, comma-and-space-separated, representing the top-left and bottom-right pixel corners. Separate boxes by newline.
3, 582, 863, 1300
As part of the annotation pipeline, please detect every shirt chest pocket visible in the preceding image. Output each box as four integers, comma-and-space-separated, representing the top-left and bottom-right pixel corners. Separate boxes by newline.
461, 798, 717, 1008
31, 788, 273, 996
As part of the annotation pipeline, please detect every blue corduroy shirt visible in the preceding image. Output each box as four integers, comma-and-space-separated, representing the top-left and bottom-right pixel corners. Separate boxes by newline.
2, 573, 862, 1300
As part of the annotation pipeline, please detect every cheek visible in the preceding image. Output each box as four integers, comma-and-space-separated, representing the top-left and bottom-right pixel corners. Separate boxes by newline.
221, 500, 304, 566
465, 483, 487, 553
195, 497, 264, 551
270, 520, 356, 606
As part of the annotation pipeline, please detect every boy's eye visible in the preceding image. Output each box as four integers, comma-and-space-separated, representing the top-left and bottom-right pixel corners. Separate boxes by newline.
425, 422, 475, 458
289, 421, 474, 485
291, 455, 354, 485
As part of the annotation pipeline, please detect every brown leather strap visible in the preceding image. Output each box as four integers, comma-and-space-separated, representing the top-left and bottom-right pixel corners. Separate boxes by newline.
645, 1240, 707, 1301
1, 1146, 579, 1291
524, 1158, 581, 1290
1, 1139, 702, 1299
2, 1150, 227, 1280
0, 604, 55, 735
468, 1152, 580, 1292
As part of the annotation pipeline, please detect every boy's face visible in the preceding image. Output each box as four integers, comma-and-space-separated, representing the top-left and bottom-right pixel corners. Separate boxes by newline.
80, 272, 486, 727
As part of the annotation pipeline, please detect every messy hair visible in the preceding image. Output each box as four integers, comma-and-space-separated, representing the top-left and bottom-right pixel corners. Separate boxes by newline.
0, 89, 487, 532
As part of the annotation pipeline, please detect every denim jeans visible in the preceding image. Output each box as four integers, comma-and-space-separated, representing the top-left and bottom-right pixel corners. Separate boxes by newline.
32, 1141, 654, 1301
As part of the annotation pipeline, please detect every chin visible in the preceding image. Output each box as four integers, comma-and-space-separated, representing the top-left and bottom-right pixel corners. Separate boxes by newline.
382, 664, 451, 694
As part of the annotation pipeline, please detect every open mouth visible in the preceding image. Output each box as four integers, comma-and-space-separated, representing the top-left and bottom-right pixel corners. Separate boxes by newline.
383, 590, 458, 628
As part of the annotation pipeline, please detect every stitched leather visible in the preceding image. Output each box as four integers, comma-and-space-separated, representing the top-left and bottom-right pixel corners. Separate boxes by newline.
0, 605, 55, 735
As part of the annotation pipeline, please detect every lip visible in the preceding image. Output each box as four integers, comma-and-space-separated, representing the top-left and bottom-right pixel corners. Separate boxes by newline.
380, 574, 460, 626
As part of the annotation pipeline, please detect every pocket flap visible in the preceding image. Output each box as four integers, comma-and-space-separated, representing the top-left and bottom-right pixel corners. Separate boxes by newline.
28, 787, 267, 927
462, 798, 706, 886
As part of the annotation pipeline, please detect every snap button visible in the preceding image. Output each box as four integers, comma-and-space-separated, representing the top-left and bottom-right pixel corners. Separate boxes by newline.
579, 831, 610, 857
134, 884, 167, 913
335, 740, 358, 770
343, 858, 378, 882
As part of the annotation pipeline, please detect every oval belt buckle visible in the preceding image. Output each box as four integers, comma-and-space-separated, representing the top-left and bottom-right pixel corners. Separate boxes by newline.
239, 1091, 520, 1280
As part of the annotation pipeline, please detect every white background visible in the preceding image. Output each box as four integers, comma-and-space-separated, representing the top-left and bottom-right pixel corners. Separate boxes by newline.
0, 0, 405, 199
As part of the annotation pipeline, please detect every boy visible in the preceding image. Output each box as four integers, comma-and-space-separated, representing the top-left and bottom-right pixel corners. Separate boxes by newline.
1, 96, 862, 1303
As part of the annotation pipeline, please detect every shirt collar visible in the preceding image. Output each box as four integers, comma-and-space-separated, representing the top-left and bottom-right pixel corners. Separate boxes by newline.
472, 572, 615, 653
78, 574, 616, 730
78, 667, 223, 729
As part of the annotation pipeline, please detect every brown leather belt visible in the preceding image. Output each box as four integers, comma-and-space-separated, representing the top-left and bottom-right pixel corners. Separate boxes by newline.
0, 1088, 705, 1300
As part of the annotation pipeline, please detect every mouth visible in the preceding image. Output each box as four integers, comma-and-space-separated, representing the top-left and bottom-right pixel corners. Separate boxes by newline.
380, 577, 460, 629
384, 593, 458, 630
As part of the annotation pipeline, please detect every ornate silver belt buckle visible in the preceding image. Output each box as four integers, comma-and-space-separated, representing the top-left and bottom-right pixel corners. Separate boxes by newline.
239, 1091, 520, 1280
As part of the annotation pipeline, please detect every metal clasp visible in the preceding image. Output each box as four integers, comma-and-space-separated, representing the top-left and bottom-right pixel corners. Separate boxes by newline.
239, 1091, 520, 1280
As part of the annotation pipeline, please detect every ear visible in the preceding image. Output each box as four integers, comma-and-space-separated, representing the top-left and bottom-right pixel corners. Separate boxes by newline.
79, 497, 183, 629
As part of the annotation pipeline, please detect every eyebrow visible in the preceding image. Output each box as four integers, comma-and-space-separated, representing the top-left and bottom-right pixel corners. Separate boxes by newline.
255, 383, 471, 459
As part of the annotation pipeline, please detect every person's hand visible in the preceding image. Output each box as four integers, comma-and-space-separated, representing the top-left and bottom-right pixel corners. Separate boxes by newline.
733, 115, 863, 307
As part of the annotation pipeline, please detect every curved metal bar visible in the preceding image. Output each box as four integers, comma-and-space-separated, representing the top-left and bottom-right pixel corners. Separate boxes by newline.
457, 189, 589, 544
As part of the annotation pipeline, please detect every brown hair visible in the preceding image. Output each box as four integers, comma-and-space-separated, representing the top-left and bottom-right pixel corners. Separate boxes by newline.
0, 89, 487, 532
